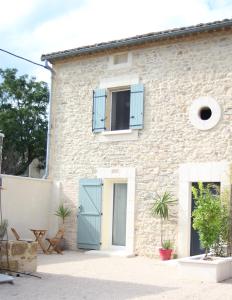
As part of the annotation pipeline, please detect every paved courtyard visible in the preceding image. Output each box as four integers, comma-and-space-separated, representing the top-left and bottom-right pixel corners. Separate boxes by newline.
1, 251, 232, 299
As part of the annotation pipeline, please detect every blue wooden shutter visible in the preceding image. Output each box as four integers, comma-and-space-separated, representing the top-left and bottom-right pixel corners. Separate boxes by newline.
129, 84, 144, 129
77, 179, 102, 250
92, 89, 106, 132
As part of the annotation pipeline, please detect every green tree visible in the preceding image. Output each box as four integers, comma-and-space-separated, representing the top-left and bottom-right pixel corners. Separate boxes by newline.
0, 68, 49, 175
192, 182, 230, 258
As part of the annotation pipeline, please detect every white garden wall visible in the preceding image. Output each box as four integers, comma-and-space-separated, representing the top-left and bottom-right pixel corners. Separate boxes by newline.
0, 175, 60, 241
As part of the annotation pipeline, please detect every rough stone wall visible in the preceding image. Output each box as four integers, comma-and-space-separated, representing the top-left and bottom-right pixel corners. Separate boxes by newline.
0, 241, 37, 272
49, 31, 232, 256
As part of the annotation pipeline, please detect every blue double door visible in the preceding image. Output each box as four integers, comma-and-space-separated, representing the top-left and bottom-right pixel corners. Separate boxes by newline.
77, 179, 127, 250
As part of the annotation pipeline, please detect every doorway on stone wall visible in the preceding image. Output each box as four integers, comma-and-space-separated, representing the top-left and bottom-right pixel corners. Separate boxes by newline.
112, 183, 127, 246
190, 182, 220, 256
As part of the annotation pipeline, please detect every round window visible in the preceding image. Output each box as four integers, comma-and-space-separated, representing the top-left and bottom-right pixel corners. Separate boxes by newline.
199, 107, 212, 120
189, 97, 221, 130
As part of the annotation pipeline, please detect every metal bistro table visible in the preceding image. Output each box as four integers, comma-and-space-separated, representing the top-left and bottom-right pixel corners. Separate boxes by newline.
30, 229, 48, 254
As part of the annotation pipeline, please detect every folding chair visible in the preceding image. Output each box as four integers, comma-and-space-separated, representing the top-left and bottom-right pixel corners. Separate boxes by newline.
11, 228, 33, 242
46, 228, 64, 254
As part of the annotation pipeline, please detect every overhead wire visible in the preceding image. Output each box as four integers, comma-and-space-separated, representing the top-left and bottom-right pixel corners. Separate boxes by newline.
0, 48, 52, 71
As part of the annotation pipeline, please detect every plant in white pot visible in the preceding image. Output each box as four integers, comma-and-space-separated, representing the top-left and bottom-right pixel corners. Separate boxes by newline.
179, 182, 232, 283
151, 191, 176, 260
192, 182, 230, 259
54, 204, 72, 250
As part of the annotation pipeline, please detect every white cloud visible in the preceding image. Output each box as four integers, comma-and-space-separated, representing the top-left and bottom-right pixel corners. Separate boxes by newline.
0, 0, 40, 30
28, 0, 232, 56
2, 0, 232, 82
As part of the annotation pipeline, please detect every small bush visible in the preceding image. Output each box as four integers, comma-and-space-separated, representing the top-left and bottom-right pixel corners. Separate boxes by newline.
192, 183, 230, 258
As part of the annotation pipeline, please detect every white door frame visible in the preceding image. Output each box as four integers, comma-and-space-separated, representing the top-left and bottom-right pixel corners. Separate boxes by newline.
97, 167, 135, 255
178, 161, 231, 258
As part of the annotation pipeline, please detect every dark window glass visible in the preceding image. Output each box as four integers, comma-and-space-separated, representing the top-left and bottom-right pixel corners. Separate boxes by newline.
199, 107, 212, 120
111, 90, 130, 130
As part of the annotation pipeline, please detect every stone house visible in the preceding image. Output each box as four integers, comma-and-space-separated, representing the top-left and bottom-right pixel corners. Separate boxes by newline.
42, 19, 232, 258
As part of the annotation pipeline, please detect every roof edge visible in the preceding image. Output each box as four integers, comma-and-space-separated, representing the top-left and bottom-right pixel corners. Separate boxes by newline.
41, 18, 232, 62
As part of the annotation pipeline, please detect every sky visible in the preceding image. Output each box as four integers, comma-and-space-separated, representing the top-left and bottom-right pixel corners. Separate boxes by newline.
1, 0, 232, 84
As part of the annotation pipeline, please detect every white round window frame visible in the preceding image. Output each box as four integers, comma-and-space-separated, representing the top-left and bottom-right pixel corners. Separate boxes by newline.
189, 97, 221, 131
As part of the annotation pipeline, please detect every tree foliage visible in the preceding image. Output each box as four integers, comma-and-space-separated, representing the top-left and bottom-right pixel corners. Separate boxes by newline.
192, 182, 230, 258
0, 68, 49, 175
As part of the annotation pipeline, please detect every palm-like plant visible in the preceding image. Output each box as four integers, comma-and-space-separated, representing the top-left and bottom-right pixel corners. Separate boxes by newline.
151, 192, 176, 245
55, 204, 72, 226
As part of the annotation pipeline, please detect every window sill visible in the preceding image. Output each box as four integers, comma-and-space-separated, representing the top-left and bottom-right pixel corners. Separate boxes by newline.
97, 129, 139, 142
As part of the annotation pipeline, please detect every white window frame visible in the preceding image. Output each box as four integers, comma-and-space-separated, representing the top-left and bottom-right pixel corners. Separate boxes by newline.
189, 97, 221, 130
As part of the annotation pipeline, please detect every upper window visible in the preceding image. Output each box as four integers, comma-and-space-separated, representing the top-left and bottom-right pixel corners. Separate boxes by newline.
113, 53, 128, 65
108, 52, 132, 69
92, 84, 144, 133
110, 89, 130, 131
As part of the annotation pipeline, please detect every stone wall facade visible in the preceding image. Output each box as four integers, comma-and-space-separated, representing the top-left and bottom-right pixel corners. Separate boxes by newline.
49, 30, 232, 256
0, 241, 37, 272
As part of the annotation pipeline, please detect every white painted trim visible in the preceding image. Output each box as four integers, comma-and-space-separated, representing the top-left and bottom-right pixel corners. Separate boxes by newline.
102, 129, 132, 135
99, 74, 139, 89
178, 161, 231, 258
97, 167, 136, 255
179, 255, 232, 282
97, 129, 138, 142
189, 97, 221, 130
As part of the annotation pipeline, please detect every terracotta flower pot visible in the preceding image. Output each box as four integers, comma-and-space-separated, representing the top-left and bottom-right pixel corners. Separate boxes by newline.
159, 248, 173, 260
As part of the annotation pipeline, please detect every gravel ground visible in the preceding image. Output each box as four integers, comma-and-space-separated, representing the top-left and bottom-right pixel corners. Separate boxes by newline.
1, 251, 232, 300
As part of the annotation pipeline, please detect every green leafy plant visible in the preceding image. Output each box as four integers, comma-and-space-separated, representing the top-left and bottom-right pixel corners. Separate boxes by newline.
0, 68, 49, 175
55, 204, 72, 225
151, 191, 176, 246
0, 219, 8, 239
162, 240, 172, 250
192, 182, 230, 259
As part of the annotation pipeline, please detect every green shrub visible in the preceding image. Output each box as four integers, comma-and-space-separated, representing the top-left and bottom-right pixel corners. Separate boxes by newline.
192, 182, 230, 258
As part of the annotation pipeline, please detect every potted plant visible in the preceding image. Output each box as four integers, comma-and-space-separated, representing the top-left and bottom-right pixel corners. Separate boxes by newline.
192, 182, 229, 259
179, 182, 232, 282
151, 191, 176, 260
54, 204, 72, 249
159, 240, 173, 260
